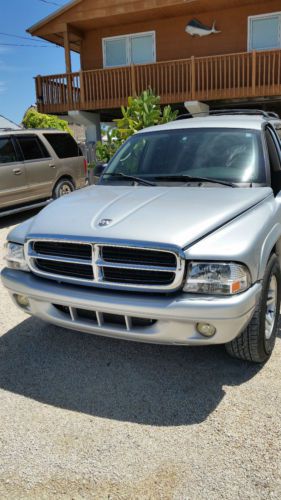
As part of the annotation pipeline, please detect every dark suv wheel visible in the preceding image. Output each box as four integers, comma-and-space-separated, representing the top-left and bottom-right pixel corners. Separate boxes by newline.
53, 178, 75, 199
225, 254, 280, 363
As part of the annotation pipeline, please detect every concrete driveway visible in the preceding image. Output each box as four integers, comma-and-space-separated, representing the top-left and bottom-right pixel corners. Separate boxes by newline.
0, 210, 281, 499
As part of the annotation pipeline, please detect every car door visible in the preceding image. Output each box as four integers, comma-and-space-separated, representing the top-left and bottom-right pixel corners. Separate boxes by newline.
0, 135, 28, 210
14, 134, 56, 199
265, 126, 281, 194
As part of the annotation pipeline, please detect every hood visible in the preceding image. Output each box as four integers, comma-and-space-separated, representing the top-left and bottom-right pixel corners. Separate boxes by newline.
27, 185, 272, 249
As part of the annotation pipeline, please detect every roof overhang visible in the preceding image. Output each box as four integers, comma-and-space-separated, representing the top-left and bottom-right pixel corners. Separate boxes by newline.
27, 0, 269, 53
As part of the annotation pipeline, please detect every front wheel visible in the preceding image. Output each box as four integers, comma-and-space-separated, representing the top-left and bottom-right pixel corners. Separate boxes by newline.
53, 178, 75, 199
225, 254, 280, 363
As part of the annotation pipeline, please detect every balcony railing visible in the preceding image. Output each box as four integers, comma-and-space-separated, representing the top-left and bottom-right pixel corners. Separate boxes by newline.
35, 49, 281, 114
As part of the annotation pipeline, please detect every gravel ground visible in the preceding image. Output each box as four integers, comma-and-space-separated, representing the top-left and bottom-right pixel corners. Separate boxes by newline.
0, 210, 281, 499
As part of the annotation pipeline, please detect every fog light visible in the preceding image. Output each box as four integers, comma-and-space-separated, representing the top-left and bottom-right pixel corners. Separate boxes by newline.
14, 294, 30, 309
196, 322, 216, 337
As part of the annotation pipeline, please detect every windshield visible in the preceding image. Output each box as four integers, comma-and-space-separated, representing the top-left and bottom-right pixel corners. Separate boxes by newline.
100, 128, 266, 185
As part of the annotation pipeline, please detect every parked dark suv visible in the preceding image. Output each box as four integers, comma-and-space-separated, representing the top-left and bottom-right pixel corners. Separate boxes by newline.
0, 129, 86, 216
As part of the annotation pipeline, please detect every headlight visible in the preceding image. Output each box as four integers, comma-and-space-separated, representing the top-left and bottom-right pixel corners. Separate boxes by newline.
183, 262, 251, 295
4, 242, 30, 272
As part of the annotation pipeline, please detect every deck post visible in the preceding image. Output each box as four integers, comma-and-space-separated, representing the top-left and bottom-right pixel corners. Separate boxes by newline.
35, 75, 43, 112
80, 71, 85, 108
252, 50, 256, 96
191, 56, 196, 99
63, 29, 73, 107
130, 65, 136, 96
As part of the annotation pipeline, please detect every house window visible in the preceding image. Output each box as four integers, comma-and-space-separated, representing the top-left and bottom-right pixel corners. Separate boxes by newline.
248, 13, 281, 51
103, 32, 156, 68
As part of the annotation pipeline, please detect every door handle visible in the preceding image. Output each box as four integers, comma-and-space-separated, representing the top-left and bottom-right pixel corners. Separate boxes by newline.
13, 168, 22, 175
49, 162, 55, 168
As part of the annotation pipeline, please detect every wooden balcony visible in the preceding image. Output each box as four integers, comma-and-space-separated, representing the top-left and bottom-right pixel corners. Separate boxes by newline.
35, 49, 281, 115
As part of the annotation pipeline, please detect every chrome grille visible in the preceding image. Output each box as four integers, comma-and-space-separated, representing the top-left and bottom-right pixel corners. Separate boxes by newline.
26, 239, 185, 292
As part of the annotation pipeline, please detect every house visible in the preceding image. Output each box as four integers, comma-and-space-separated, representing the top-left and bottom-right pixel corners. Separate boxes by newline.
0, 115, 21, 130
27, 0, 281, 140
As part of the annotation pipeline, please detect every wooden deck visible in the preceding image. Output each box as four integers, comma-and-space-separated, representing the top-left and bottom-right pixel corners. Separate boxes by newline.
35, 49, 281, 115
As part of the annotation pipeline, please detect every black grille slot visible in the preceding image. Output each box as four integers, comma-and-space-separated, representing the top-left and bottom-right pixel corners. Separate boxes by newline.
35, 260, 93, 279
76, 309, 98, 322
102, 246, 177, 268
53, 304, 70, 315
103, 267, 175, 285
76, 308, 156, 328
33, 241, 91, 260
103, 313, 126, 327
131, 318, 156, 327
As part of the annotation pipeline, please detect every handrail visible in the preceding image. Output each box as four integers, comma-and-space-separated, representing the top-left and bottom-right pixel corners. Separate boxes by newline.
35, 49, 281, 113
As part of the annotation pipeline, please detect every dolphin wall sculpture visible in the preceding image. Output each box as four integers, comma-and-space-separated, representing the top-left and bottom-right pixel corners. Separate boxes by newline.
185, 18, 221, 37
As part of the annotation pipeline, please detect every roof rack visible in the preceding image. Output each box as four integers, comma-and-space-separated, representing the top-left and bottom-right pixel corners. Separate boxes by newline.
175, 109, 280, 120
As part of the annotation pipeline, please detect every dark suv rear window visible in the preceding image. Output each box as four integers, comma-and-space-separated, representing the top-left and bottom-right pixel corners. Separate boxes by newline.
44, 133, 82, 159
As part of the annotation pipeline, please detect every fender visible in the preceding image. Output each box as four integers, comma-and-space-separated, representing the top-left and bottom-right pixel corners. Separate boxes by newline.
258, 223, 281, 279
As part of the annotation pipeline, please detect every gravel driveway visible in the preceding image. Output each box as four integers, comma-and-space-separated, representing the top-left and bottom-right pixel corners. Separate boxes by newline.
1, 210, 281, 499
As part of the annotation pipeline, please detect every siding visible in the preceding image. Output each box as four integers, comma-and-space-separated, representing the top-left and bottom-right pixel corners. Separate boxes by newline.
81, 0, 281, 70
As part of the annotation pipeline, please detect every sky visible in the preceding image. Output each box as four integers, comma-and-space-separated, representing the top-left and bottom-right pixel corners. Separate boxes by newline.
0, 0, 80, 124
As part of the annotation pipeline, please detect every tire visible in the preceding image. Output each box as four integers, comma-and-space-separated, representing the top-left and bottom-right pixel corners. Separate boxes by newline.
225, 254, 280, 363
53, 178, 75, 199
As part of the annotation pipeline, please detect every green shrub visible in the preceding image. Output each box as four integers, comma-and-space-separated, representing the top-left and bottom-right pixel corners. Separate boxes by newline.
96, 89, 178, 163
23, 108, 72, 134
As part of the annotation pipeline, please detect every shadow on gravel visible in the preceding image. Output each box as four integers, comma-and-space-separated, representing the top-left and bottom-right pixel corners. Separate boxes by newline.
0, 317, 263, 426
0, 208, 41, 230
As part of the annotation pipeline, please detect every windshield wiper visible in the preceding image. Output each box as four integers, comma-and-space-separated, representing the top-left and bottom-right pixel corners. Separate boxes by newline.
104, 172, 156, 186
152, 175, 237, 187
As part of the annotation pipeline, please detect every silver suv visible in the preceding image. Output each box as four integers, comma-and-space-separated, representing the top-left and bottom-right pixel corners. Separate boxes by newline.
0, 129, 86, 216
2, 110, 281, 363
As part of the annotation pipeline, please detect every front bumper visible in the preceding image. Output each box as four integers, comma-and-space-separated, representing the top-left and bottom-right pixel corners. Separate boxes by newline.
1, 268, 262, 346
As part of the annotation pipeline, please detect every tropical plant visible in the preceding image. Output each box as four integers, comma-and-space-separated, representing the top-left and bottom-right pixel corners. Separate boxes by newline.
96, 89, 178, 163
23, 108, 72, 134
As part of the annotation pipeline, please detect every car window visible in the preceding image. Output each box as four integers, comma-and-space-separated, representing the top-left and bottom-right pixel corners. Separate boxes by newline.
103, 128, 266, 184
0, 137, 17, 164
43, 133, 82, 159
16, 136, 49, 161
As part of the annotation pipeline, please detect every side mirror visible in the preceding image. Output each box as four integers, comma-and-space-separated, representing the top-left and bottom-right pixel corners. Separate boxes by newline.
94, 163, 107, 177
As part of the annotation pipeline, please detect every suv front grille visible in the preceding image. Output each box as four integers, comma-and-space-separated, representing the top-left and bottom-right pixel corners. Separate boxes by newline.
102, 267, 175, 285
35, 259, 94, 279
26, 239, 185, 292
33, 241, 92, 260
101, 246, 177, 267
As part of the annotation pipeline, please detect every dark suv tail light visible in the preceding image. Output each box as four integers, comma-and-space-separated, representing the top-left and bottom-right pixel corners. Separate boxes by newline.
83, 158, 88, 176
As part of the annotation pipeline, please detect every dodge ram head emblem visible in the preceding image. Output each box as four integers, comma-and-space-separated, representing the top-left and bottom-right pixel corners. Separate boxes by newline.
98, 219, 113, 227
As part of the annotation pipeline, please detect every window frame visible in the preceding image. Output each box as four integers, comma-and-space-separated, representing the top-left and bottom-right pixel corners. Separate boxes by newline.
102, 31, 156, 68
248, 12, 281, 51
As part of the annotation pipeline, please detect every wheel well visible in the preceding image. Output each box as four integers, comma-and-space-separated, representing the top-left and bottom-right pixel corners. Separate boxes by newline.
55, 175, 75, 187
53, 175, 75, 192
272, 239, 281, 268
